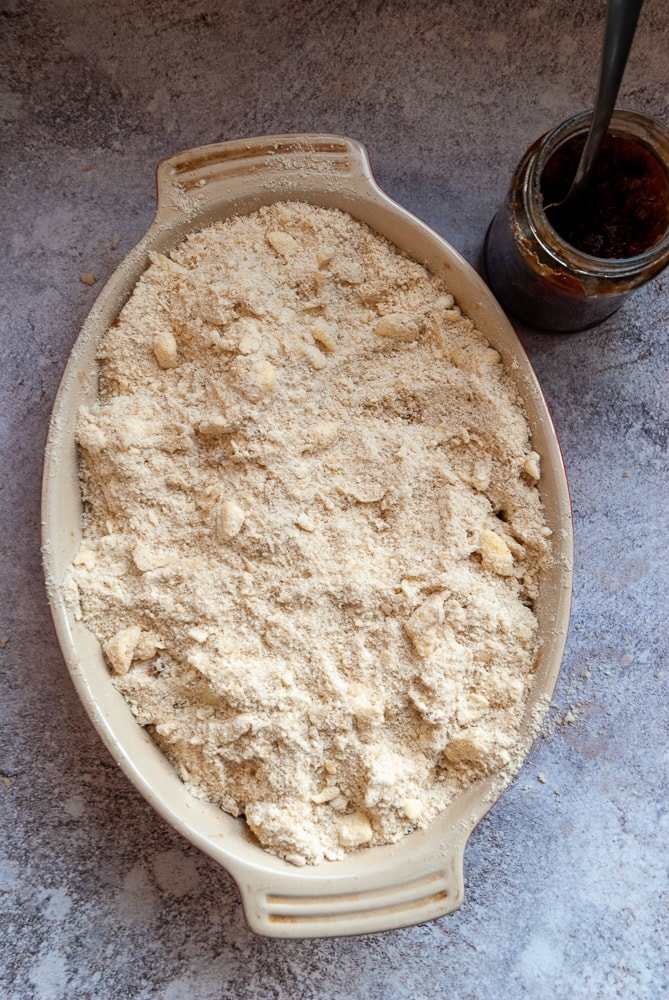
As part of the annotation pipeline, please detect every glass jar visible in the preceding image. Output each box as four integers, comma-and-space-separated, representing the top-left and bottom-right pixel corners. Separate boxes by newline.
483, 109, 669, 332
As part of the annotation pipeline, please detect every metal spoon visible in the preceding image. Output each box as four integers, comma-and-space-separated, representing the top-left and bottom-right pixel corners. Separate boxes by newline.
545, 0, 644, 209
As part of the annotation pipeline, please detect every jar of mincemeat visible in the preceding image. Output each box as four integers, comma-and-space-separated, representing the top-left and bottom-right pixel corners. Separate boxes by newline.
483, 109, 669, 332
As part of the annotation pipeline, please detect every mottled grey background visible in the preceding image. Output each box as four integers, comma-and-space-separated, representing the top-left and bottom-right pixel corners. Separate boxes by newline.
2, 1, 668, 997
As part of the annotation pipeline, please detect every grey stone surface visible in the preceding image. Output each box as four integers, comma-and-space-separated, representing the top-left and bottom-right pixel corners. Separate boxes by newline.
1, 0, 668, 996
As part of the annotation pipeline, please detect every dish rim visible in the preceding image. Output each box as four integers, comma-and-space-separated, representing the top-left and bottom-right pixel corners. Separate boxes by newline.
41, 132, 573, 938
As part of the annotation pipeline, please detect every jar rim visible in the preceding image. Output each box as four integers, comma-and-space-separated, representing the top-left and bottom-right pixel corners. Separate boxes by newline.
526, 108, 669, 275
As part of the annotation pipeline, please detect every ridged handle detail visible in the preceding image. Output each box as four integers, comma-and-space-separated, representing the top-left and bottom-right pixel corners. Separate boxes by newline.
154, 134, 375, 224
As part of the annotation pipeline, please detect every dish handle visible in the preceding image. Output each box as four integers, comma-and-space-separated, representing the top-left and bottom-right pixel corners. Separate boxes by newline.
233, 836, 467, 938
154, 134, 378, 225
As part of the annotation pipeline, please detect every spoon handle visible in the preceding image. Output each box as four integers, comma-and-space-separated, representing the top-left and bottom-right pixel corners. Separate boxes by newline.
569, 0, 644, 198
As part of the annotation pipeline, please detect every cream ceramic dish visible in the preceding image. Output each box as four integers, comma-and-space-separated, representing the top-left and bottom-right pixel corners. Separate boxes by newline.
42, 134, 573, 938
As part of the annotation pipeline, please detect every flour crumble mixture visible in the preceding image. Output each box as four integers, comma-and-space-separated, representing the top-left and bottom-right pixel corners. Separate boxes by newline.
67, 202, 551, 866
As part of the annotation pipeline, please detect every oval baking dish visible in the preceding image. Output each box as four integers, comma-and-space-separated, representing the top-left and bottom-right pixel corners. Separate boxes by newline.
42, 134, 573, 938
